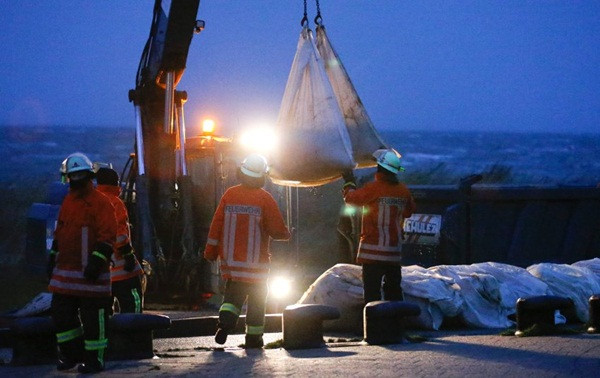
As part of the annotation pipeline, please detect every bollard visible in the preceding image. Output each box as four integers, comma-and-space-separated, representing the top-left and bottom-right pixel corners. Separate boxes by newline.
515, 295, 574, 337
283, 304, 340, 350
588, 295, 600, 334
107, 313, 171, 360
363, 301, 421, 345
9, 316, 56, 366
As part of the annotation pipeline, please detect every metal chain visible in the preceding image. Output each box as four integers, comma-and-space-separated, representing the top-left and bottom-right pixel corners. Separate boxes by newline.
301, 0, 308, 27
314, 0, 322, 25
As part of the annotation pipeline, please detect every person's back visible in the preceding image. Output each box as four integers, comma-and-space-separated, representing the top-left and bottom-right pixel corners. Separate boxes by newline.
207, 184, 290, 281
344, 169, 415, 264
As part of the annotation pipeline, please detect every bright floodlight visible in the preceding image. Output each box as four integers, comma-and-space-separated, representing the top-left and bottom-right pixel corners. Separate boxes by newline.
202, 119, 215, 134
239, 126, 278, 153
269, 276, 292, 299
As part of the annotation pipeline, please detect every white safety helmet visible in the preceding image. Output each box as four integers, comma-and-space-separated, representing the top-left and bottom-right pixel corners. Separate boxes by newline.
240, 154, 269, 178
60, 152, 94, 177
373, 149, 404, 174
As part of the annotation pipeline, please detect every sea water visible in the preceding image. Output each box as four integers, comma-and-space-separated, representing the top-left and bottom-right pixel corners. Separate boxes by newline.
381, 130, 600, 185
1, 126, 599, 186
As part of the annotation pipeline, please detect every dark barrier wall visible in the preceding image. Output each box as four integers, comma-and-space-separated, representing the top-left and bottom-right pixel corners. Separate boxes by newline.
408, 185, 600, 268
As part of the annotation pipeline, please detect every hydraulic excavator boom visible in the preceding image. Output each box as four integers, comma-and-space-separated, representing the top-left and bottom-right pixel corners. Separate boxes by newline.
123, 0, 216, 303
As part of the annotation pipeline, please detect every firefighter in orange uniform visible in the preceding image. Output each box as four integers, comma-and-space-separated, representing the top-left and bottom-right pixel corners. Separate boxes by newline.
342, 149, 416, 305
95, 167, 144, 313
47, 153, 117, 373
204, 154, 291, 348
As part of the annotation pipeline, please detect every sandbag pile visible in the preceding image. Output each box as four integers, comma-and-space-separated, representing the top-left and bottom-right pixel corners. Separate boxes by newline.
297, 260, 600, 331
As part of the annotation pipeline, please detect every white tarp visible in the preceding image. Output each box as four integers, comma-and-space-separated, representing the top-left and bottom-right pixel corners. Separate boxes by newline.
315, 25, 387, 168
527, 263, 600, 322
401, 265, 463, 330
271, 28, 356, 187
572, 257, 600, 278
431, 263, 551, 328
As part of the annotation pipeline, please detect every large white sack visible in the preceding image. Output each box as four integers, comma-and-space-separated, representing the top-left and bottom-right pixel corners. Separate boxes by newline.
573, 258, 600, 279
315, 25, 387, 168
431, 265, 516, 328
402, 265, 463, 330
403, 294, 445, 330
464, 262, 550, 309
527, 263, 600, 322
271, 28, 356, 187
297, 263, 364, 332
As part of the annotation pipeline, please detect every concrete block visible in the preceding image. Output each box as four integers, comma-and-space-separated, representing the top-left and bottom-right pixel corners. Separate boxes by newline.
515, 295, 574, 336
364, 300, 421, 345
283, 304, 340, 350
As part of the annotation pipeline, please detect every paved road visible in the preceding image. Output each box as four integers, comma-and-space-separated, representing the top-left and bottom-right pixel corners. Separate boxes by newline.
1, 329, 599, 377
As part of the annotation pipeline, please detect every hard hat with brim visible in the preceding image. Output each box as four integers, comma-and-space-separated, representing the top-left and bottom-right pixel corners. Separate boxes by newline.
240, 154, 269, 178
61, 152, 94, 176
374, 149, 404, 174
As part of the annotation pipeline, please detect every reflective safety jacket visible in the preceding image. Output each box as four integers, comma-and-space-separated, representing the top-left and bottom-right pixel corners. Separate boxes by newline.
96, 185, 143, 282
204, 185, 291, 283
343, 172, 416, 265
49, 182, 117, 297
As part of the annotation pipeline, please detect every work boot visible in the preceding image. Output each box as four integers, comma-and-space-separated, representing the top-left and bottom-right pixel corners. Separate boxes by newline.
77, 349, 104, 374
56, 358, 77, 371
244, 334, 264, 349
215, 328, 228, 345
56, 338, 84, 371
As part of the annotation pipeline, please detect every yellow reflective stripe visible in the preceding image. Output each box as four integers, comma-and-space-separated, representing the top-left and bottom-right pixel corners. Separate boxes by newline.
98, 347, 105, 365
219, 303, 241, 316
132, 288, 142, 313
56, 326, 83, 343
92, 251, 108, 261
246, 325, 264, 335
84, 338, 108, 350
99, 308, 105, 340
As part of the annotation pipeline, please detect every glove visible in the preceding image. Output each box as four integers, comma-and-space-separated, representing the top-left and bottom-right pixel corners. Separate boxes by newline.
84, 242, 111, 281
47, 240, 58, 280
84, 254, 104, 281
119, 244, 137, 272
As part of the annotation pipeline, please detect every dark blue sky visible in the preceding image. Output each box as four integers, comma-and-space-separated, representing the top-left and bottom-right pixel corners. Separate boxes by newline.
1, 1, 599, 134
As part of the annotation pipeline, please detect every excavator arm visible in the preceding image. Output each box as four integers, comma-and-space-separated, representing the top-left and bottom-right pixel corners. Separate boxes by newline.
125, 0, 207, 300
